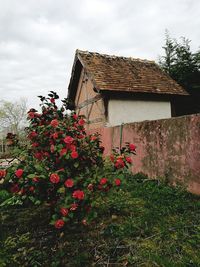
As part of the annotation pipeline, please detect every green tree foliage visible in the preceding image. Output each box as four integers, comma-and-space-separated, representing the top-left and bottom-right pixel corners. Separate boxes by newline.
0, 99, 27, 136
159, 32, 200, 114
159, 32, 200, 92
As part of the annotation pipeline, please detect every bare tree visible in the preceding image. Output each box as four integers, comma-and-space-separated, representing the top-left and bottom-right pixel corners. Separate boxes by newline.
0, 98, 28, 136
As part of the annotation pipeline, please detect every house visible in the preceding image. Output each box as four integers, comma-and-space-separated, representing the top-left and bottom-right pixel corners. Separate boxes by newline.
67, 50, 188, 129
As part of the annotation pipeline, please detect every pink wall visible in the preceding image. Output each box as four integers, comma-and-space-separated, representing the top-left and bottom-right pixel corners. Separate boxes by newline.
88, 114, 200, 195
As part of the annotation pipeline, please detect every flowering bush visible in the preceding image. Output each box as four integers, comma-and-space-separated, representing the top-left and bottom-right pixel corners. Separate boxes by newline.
2, 92, 136, 229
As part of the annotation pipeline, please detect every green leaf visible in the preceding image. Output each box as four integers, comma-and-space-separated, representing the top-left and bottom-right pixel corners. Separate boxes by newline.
39, 175, 46, 179
27, 174, 36, 179
34, 164, 43, 172
65, 154, 70, 160
63, 217, 69, 222
34, 200, 41, 205
0, 196, 23, 206
52, 214, 58, 220
50, 220, 56, 225
64, 196, 71, 204
74, 162, 79, 168
68, 213, 74, 218
15, 199, 23, 205
57, 187, 65, 194
57, 144, 63, 150
28, 196, 35, 202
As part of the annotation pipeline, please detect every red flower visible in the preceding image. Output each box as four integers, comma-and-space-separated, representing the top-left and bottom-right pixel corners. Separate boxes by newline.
49, 140, 54, 145
129, 143, 136, 151
60, 207, 69, 217
50, 98, 55, 103
44, 152, 50, 158
15, 169, 24, 178
50, 119, 59, 128
19, 188, 26, 195
82, 219, 87, 225
34, 152, 43, 160
77, 134, 84, 139
64, 178, 74, 188
115, 158, 125, 169
50, 173, 60, 184
98, 184, 103, 190
50, 144, 55, 153
104, 186, 110, 192
29, 186, 35, 192
28, 131, 37, 139
32, 142, 39, 147
72, 114, 78, 120
64, 136, 74, 144
72, 190, 84, 200
33, 177, 39, 182
115, 179, 121, 186
52, 132, 59, 139
35, 113, 41, 118
125, 156, 132, 164
28, 112, 35, 119
44, 131, 49, 136
90, 135, 97, 141
0, 169, 6, 179
110, 154, 115, 162
100, 178, 108, 185
70, 203, 78, 211
87, 183, 93, 191
55, 157, 60, 165
70, 144, 76, 151
60, 148, 67, 156
10, 184, 19, 193
71, 151, 78, 159
54, 219, 65, 229
78, 118, 85, 126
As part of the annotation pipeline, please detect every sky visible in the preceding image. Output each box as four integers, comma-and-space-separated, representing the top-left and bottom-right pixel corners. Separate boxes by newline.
0, 0, 199, 110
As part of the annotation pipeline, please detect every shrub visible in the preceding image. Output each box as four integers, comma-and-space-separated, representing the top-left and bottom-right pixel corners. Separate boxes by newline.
1, 92, 136, 229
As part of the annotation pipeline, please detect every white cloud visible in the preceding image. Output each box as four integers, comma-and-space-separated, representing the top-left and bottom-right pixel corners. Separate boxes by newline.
0, 0, 199, 109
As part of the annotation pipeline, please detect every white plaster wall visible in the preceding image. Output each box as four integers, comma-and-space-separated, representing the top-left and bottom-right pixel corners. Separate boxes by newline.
108, 99, 171, 126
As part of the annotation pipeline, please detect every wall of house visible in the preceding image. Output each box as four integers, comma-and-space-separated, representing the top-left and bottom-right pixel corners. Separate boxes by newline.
88, 114, 200, 195
107, 99, 171, 126
74, 70, 106, 130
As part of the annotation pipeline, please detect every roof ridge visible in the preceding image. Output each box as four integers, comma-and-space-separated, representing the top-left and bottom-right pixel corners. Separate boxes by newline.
76, 49, 155, 64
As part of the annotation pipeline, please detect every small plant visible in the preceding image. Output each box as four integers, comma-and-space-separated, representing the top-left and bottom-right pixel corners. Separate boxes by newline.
1, 92, 136, 229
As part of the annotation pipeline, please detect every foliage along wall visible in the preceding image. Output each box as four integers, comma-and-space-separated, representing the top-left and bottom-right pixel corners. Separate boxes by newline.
88, 114, 200, 195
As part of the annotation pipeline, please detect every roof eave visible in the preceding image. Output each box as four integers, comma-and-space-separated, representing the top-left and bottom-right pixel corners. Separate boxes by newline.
67, 51, 81, 101
67, 50, 100, 102
98, 88, 189, 96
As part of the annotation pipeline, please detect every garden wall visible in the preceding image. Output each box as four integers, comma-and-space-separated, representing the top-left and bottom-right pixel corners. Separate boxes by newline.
88, 114, 200, 195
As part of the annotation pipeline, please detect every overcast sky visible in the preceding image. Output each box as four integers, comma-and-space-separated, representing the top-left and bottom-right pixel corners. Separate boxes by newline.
0, 0, 199, 110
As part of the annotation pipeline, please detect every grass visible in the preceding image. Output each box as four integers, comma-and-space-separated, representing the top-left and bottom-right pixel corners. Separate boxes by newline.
0, 173, 200, 266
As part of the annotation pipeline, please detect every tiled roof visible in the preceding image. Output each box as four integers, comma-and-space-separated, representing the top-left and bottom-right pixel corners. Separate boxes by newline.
68, 50, 188, 99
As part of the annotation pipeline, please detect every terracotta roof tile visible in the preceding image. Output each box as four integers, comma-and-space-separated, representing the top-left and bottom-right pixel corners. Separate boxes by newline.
68, 50, 188, 99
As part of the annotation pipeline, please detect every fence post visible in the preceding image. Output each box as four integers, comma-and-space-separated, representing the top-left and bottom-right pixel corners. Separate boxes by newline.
119, 123, 124, 153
